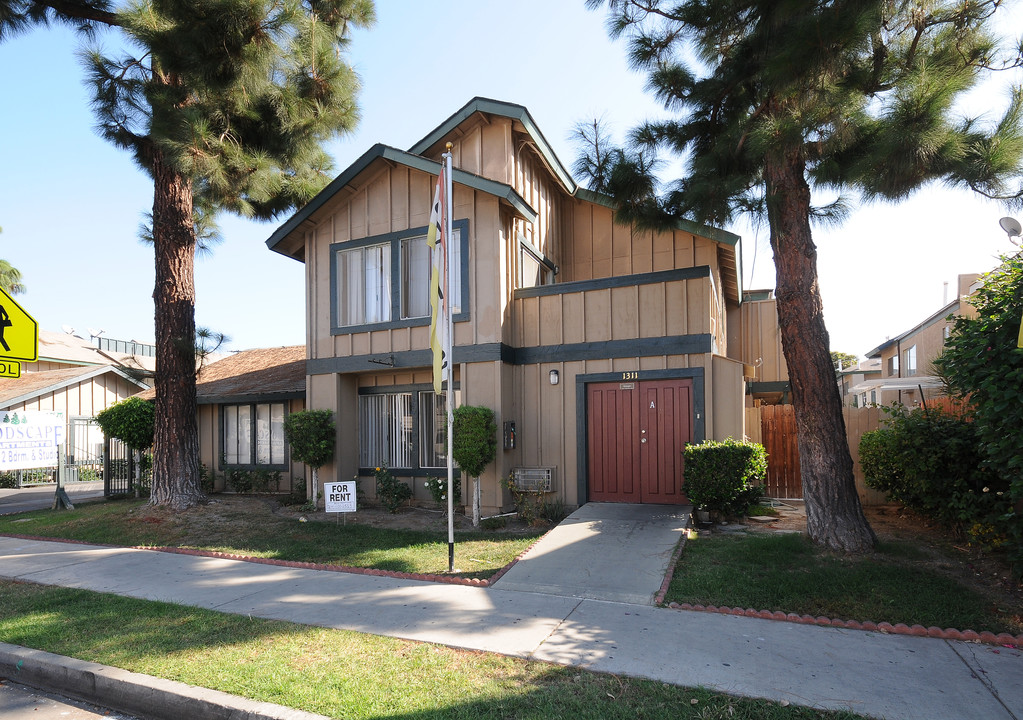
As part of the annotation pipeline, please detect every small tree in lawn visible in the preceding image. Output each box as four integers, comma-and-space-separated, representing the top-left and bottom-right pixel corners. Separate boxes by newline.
283, 410, 335, 508
95, 397, 155, 497
451, 406, 497, 527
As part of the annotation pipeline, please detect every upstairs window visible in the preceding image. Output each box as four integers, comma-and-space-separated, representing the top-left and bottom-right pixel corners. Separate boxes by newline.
332, 220, 468, 332
904, 345, 917, 377
887, 355, 899, 377
336, 242, 390, 326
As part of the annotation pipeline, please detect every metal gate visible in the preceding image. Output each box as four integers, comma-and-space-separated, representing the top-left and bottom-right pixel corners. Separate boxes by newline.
66, 417, 104, 483
103, 435, 135, 495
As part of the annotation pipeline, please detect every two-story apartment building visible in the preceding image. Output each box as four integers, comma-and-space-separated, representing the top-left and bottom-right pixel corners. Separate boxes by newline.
860, 273, 980, 407
266, 97, 775, 515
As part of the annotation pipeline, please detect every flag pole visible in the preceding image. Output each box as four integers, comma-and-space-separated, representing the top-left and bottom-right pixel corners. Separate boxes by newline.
444, 144, 455, 573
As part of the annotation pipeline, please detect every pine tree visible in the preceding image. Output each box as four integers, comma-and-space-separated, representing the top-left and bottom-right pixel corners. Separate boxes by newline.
1, 0, 374, 509
585, 0, 1023, 551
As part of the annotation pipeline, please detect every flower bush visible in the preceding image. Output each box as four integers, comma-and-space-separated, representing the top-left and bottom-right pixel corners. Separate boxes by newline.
424, 476, 460, 504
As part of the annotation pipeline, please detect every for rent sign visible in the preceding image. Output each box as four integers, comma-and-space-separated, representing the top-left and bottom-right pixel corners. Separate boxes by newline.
0, 411, 65, 470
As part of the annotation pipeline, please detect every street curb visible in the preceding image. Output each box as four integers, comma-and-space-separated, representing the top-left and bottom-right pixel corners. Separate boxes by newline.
0, 642, 330, 720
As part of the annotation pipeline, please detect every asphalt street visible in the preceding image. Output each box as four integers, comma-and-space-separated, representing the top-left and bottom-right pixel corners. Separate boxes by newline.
0, 481, 106, 515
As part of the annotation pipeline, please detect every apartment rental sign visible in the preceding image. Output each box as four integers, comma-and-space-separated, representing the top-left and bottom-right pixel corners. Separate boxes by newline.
0, 411, 65, 470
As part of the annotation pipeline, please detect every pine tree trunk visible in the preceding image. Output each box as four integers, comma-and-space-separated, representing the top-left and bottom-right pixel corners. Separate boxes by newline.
149, 150, 204, 510
764, 149, 876, 553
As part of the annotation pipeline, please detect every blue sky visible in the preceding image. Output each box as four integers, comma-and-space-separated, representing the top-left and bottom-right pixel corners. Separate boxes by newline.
0, 1, 1020, 358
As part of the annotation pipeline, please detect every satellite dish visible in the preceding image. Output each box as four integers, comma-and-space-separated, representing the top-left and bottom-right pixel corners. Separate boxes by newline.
999, 216, 1022, 239
61, 325, 76, 335
88, 328, 105, 338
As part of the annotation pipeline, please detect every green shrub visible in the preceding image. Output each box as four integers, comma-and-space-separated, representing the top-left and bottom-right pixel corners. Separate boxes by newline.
0, 472, 17, 489
374, 466, 411, 513
860, 406, 1009, 537
228, 468, 254, 494
682, 438, 767, 517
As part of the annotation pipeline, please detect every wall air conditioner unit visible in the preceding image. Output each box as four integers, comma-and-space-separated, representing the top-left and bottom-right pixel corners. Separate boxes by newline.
511, 466, 555, 492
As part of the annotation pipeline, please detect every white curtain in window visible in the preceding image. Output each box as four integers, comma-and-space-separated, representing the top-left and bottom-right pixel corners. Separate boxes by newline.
402, 236, 432, 319
337, 243, 390, 326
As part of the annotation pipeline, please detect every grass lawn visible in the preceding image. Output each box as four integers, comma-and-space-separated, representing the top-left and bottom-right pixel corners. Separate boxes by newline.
0, 579, 866, 719
664, 531, 1022, 635
0, 498, 540, 580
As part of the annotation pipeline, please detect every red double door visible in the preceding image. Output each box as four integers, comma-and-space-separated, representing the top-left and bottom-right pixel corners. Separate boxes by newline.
586, 378, 693, 504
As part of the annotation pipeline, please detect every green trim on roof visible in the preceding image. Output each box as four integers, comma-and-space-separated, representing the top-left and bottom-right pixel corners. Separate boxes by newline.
408, 97, 577, 194
265, 144, 536, 255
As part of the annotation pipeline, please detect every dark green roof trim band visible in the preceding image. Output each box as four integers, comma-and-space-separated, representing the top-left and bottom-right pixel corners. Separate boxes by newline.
515, 266, 711, 299
266, 144, 536, 255
306, 334, 713, 375
199, 391, 305, 405
573, 187, 740, 247
408, 97, 577, 193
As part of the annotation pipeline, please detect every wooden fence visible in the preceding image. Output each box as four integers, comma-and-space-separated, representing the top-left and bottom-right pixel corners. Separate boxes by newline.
745, 405, 890, 505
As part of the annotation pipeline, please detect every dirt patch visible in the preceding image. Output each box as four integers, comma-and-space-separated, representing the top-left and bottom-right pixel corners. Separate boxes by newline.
128, 494, 547, 537
731, 501, 1023, 629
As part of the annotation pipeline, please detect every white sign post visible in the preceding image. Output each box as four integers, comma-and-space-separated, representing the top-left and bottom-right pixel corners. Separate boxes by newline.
324, 480, 357, 524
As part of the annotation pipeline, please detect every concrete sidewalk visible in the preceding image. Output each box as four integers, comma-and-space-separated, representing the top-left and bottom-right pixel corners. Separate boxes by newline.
0, 523, 1021, 719
491, 503, 689, 604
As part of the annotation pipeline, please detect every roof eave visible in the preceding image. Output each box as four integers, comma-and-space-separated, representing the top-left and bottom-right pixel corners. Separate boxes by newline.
265, 144, 537, 258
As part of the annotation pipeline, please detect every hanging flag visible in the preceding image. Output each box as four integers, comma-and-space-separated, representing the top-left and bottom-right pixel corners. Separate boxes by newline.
427, 167, 447, 394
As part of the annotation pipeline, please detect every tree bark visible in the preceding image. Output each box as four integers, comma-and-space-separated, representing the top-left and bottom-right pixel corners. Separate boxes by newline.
149, 149, 204, 510
764, 148, 876, 552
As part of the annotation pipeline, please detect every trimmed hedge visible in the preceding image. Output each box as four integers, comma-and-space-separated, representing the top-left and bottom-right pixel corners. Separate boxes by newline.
683, 438, 767, 517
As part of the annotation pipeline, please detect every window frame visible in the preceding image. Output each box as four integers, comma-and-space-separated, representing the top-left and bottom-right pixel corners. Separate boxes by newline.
220, 401, 289, 471
330, 219, 470, 335
904, 345, 917, 377
357, 384, 461, 476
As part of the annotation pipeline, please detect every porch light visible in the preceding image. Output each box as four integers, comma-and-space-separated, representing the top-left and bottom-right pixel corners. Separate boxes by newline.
549, 369, 560, 385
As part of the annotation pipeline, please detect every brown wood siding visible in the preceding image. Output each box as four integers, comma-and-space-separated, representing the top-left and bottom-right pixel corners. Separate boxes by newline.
739, 299, 788, 382
512, 278, 710, 349
304, 164, 508, 361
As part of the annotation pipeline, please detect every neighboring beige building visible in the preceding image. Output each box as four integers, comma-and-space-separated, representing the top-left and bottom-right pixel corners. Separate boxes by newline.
1, 330, 153, 478
837, 358, 882, 408
860, 273, 980, 407
264, 97, 784, 514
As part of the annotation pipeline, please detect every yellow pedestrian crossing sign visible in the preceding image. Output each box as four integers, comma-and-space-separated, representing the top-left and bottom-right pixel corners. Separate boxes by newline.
0, 287, 37, 362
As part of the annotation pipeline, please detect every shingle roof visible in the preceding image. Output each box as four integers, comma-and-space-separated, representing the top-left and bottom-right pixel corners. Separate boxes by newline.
138, 346, 306, 404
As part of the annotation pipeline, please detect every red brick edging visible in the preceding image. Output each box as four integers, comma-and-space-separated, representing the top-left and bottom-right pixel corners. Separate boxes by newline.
662, 602, 1023, 648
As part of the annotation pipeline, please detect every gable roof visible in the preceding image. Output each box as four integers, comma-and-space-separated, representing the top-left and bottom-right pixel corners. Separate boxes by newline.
139, 346, 306, 405
266, 144, 536, 260
408, 97, 578, 194
264, 97, 743, 301
0, 365, 149, 410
